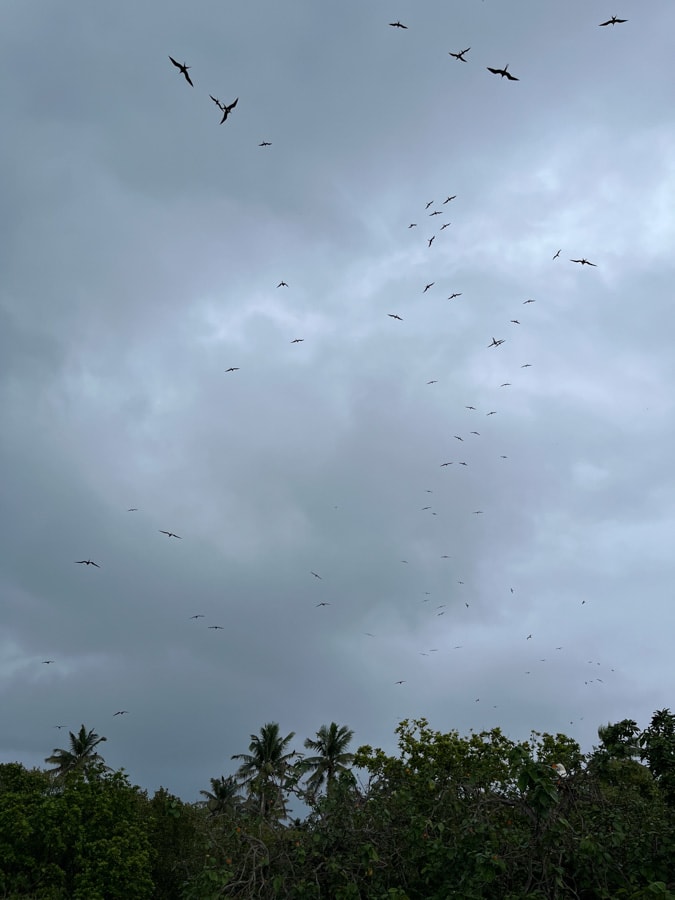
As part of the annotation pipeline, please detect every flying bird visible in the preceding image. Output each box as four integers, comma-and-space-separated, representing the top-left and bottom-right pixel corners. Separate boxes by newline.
448, 293, 462, 299
440, 222, 451, 230
454, 435, 464, 441
311, 571, 322, 579
127, 508, 138, 511
42, 660, 55, 664
277, 281, 288, 287
190, 615, 205, 619
408, 223, 417, 228
465, 405, 475, 409
395, 680, 406, 684
427, 380, 438, 384
208, 625, 225, 630
488, 337, 505, 347
210, 95, 224, 108
423, 282, 434, 293
440, 462, 452, 467
459, 461, 468, 465
219, 98, 239, 123
388, 314, 403, 321
425, 201, 434, 209
599, 16, 627, 26
428, 236, 435, 247
521, 363, 532, 368
500, 383, 511, 387
429, 210, 442, 217
316, 602, 330, 607
570, 258, 597, 266
470, 431, 480, 435
443, 195, 457, 203
169, 56, 194, 86
449, 48, 470, 62
486, 411, 497, 416
389, 21, 408, 29
487, 64, 519, 80
54, 725, 66, 729
553, 249, 561, 259
291, 339, 304, 343
113, 711, 128, 716
159, 531, 181, 539
258, 141, 272, 146
75, 559, 100, 567
523, 298, 536, 304
225, 367, 239, 372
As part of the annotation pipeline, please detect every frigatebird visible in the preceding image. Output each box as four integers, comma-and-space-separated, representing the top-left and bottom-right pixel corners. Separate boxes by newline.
277, 281, 288, 287
510, 319, 520, 324
388, 314, 403, 321
429, 210, 442, 216
208, 626, 224, 630
440, 222, 451, 230
488, 337, 504, 347
553, 249, 561, 259
423, 282, 434, 292
465, 405, 475, 409
291, 338, 304, 343
316, 602, 330, 607
486, 411, 497, 416
311, 571, 322, 579
448, 293, 462, 299
259, 141, 272, 146
75, 559, 100, 567
113, 711, 128, 716
454, 435, 464, 441
190, 615, 205, 619
408, 223, 417, 228
487, 64, 519, 80
127, 508, 138, 511
570, 258, 597, 266
428, 236, 435, 247
440, 462, 452, 467
449, 48, 470, 62
169, 56, 194, 86
395, 680, 406, 684
427, 380, 437, 384
443, 195, 457, 203
523, 298, 536, 304
42, 660, 55, 664
159, 531, 181, 539
521, 363, 532, 368
425, 201, 434, 209
599, 16, 627, 26
219, 98, 238, 123
389, 21, 408, 29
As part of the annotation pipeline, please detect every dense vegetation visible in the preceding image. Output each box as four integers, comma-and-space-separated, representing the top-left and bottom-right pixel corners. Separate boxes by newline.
1, 711, 674, 898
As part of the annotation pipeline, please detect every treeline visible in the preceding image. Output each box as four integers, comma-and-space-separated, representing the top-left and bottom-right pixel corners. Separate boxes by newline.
1, 711, 675, 898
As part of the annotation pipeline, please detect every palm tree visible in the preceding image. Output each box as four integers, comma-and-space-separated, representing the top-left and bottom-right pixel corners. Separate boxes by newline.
231, 722, 298, 819
300, 722, 355, 799
45, 724, 109, 778
199, 775, 242, 817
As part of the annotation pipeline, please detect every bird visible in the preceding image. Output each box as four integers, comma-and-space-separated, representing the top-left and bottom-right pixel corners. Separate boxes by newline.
113, 711, 128, 716
389, 21, 408, 29
423, 283, 434, 293
488, 337, 505, 347
429, 210, 442, 217
443, 195, 457, 203
421, 506, 432, 511
54, 725, 66, 729
159, 531, 181, 539
75, 559, 100, 567
440, 222, 451, 230
209, 95, 224, 108
258, 141, 272, 146
208, 625, 225, 630
428, 236, 435, 247
127, 508, 138, 511
395, 680, 406, 684
510, 319, 520, 325
570, 258, 597, 266
225, 367, 239, 372
448, 293, 462, 300
523, 298, 536, 304
486, 411, 497, 416
425, 201, 434, 209
521, 363, 532, 368
449, 48, 470, 62
553, 249, 561, 259
363, 632, 375, 637
500, 383, 511, 387
440, 462, 452, 467
427, 380, 438, 384
219, 98, 238, 123
408, 223, 417, 228
465, 405, 475, 410
388, 314, 403, 321
42, 660, 55, 664
291, 338, 304, 343
441, 555, 450, 558
189, 615, 205, 619
169, 56, 193, 86
487, 64, 519, 81
459, 461, 468, 465
599, 16, 627, 26
316, 602, 330, 607
526, 634, 532, 640
277, 281, 288, 288
473, 510, 483, 515
454, 435, 464, 441
311, 571, 322, 579
470, 431, 480, 435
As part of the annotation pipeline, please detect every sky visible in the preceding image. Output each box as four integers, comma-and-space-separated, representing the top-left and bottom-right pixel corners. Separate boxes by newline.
2, 0, 675, 804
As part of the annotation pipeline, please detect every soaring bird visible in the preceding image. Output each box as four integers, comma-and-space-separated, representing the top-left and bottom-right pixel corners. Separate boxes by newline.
449, 48, 470, 62
277, 281, 288, 287
440, 223, 451, 231
487, 64, 519, 80
428, 236, 435, 247
395, 680, 406, 684
523, 298, 536, 304
225, 367, 239, 372
454, 435, 464, 441
190, 615, 205, 619
127, 508, 138, 511
429, 210, 442, 216
427, 380, 438, 384
444, 195, 457, 203
159, 531, 181, 539
570, 258, 597, 266
219, 98, 238, 123
486, 411, 497, 416
425, 201, 434, 209
448, 293, 462, 300
389, 21, 408, 29
316, 602, 330, 607
311, 571, 322, 579
408, 223, 417, 228
388, 314, 403, 321
113, 710, 128, 716
465, 405, 475, 409
423, 282, 434, 292
208, 625, 225, 630
553, 249, 561, 259
258, 141, 272, 146
521, 363, 532, 368
440, 462, 452, 467
488, 337, 505, 347
75, 559, 100, 567
510, 319, 520, 324
291, 338, 304, 343
42, 660, 55, 664
169, 56, 194, 86
599, 16, 627, 26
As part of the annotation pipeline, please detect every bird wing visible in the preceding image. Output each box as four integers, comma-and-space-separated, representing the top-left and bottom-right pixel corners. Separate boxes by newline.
169, 56, 180, 68
505, 72, 519, 80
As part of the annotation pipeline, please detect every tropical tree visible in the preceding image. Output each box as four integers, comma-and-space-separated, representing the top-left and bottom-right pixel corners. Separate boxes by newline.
199, 775, 242, 817
231, 722, 298, 819
300, 722, 355, 799
45, 723, 109, 778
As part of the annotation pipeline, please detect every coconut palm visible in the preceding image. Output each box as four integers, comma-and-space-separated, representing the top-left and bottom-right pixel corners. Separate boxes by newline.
199, 775, 242, 816
45, 724, 109, 777
231, 722, 298, 819
300, 722, 355, 799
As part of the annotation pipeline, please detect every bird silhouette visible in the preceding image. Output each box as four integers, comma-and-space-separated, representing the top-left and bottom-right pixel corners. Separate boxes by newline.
277, 281, 288, 287
488, 337, 505, 347
75, 559, 100, 567
159, 531, 181, 539
552, 249, 561, 259
258, 141, 272, 146
388, 314, 403, 321
570, 258, 597, 266
423, 282, 434, 293
311, 571, 322, 579
487, 64, 519, 80
127, 508, 138, 511
225, 367, 239, 372
449, 48, 470, 62
208, 625, 225, 630
219, 98, 238, 123
316, 602, 330, 607
169, 56, 193, 86
428, 236, 435, 247
291, 338, 304, 343
113, 710, 128, 716
448, 293, 462, 299
599, 16, 627, 26
42, 660, 55, 664
389, 21, 408, 29
190, 615, 205, 619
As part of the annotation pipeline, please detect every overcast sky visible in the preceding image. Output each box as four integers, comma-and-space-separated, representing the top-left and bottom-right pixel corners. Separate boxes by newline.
2, 0, 675, 803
